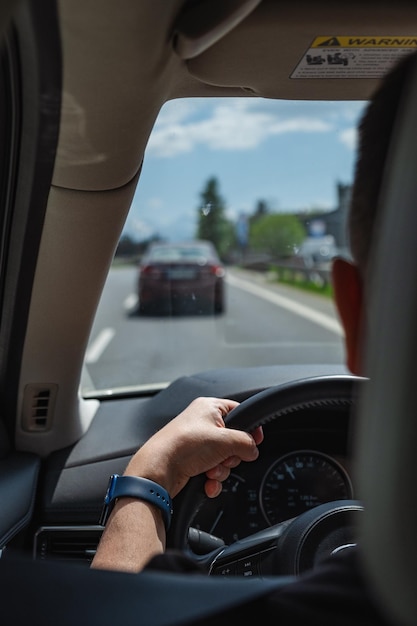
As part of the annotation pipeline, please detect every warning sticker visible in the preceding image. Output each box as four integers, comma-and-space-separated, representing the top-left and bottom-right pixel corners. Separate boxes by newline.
291, 36, 417, 79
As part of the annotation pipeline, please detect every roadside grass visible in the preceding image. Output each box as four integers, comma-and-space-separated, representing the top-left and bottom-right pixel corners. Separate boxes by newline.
268, 266, 334, 298
111, 257, 139, 268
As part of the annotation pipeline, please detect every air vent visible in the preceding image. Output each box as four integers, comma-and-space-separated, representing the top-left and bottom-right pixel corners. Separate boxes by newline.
34, 526, 103, 565
22, 383, 58, 432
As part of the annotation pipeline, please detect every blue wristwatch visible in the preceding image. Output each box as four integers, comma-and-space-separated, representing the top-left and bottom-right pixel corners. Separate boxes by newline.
99, 474, 173, 530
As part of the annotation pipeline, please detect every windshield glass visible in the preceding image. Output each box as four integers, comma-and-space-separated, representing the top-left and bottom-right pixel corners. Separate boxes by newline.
82, 97, 366, 395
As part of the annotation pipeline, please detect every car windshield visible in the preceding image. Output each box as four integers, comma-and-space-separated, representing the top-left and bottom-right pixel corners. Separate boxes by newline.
82, 97, 366, 395
147, 245, 213, 262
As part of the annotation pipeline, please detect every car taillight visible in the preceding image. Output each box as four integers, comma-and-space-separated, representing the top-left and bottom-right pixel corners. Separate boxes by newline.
141, 265, 162, 278
203, 264, 225, 278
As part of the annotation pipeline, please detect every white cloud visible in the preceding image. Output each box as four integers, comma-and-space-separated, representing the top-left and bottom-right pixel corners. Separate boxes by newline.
126, 194, 196, 242
339, 127, 358, 150
146, 99, 335, 158
148, 197, 164, 210
127, 217, 155, 239
154, 99, 198, 126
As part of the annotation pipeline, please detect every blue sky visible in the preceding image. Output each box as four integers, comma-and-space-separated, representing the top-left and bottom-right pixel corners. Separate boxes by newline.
122, 97, 367, 242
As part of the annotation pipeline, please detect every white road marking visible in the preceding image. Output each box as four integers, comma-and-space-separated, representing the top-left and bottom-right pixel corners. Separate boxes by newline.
124, 293, 138, 311
226, 273, 343, 336
85, 327, 115, 363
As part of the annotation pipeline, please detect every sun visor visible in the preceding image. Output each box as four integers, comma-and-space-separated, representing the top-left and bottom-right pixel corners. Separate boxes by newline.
181, 1, 417, 101
173, 0, 262, 59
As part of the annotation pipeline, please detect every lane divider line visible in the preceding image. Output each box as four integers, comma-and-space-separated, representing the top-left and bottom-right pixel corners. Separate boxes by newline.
85, 327, 115, 363
226, 273, 343, 336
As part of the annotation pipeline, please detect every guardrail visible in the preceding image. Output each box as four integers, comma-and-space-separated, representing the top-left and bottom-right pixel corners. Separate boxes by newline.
240, 257, 333, 288
270, 262, 332, 287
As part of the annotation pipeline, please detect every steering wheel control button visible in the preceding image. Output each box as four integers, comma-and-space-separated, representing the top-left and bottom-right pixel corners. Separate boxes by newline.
212, 561, 237, 576
235, 556, 259, 576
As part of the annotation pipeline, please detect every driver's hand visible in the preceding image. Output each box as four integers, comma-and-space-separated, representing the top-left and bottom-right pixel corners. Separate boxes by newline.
124, 397, 264, 499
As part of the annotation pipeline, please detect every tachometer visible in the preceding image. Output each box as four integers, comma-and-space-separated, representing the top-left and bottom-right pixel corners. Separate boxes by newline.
260, 450, 353, 525
191, 472, 264, 544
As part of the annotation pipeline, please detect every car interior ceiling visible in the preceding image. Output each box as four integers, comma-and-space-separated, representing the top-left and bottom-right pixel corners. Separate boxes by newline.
0, 1, 417, 625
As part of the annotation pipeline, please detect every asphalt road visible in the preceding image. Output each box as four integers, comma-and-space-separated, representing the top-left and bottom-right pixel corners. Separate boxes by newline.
84, 266, 344, 392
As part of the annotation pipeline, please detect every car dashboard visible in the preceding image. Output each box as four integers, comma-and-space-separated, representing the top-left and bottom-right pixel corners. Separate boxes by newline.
9, 363, 362, 571
190, 406, 353, 546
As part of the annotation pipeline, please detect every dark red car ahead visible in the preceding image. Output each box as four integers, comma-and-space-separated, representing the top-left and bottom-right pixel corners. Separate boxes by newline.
138, 240, 226, 315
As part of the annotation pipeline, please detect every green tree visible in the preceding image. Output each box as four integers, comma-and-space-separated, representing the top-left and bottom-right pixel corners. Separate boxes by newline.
250, 199, 270, 225
196, 177, 234, 257
115, 234, 138, 257
250, 213, 306, 258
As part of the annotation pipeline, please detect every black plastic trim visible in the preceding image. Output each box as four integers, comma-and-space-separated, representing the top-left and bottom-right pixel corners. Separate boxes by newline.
0, 0, 62, 437
0, 452, 40, 547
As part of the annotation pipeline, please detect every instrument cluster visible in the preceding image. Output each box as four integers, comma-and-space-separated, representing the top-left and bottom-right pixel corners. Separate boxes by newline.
192, 446, 353, 545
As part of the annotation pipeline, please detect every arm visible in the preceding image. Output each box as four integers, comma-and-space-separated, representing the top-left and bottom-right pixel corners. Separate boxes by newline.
91, 396, 263, 573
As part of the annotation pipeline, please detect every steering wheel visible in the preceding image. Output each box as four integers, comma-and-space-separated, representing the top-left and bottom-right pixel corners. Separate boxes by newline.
168, 374, 366, 576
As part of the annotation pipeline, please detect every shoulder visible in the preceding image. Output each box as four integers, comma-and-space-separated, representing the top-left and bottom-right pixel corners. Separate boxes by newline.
144, 546, 390, 626
268, 547, 390, 625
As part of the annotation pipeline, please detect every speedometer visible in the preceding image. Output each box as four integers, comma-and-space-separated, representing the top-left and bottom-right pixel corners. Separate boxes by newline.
260, 450, 353, 525
191, 472, 265, 544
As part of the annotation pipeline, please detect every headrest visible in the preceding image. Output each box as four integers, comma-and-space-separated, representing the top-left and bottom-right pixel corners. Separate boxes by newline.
355, 51, 417, 626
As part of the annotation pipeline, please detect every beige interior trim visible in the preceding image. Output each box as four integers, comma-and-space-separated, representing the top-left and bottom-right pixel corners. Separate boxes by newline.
173, 0, 262, 59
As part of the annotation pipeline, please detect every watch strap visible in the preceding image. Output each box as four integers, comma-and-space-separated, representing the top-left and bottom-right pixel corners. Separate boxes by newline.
99, 474, 173, 530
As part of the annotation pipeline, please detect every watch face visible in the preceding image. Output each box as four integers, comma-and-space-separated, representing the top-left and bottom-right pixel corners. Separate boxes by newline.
99, 474, 119, 526
105, 474, 119, 504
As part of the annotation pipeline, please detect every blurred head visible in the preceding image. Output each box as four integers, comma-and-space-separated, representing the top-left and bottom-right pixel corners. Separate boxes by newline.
349, 50, 417, 279
332, 50, 417, 374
